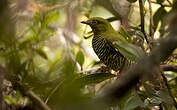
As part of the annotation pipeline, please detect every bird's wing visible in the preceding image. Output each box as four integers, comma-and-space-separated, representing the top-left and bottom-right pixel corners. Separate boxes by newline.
105, 32, 128, 43
105, 33, 144, 61
113, 41, 144, 61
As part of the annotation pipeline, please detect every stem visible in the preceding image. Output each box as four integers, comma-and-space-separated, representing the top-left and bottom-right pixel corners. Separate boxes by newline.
166, 0, 172, 6
160, 64, 177, 72
139, 0, 150, 45
45, 80, 64, 104
148, 0, 154, 39
14, 81, 53, 110
0, 67, 5, 110
27, 90, 52, 110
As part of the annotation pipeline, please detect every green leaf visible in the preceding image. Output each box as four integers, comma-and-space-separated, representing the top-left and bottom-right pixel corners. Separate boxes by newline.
4, 95, 16, 105
113, 41, 144, 61
18, 37, 34, 49
41, 11, 59, 29
119, 27, 132, 43
127, 0, 137, 3
156, 89, 174, 104
77, 73, 116, 86
8, 51, 21, 74
135, 31, 145, 41
144, 96, 162, 107
35, 48, 48, 60
153, 7, 167, 31
76, 50, 85, 68
124, 94, 144, 110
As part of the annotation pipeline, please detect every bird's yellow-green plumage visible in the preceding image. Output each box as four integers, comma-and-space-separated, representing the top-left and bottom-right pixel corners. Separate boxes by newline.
81, 17, 131, 71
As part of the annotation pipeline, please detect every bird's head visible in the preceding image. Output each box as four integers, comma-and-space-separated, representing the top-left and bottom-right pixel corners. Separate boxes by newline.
81, 17, 114, 34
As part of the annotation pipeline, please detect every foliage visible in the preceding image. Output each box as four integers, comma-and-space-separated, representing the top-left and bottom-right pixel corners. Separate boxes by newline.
0, 0, 177, 110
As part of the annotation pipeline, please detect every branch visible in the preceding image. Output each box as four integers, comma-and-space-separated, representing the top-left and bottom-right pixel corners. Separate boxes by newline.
0, 66, 53, 110
45, 80, 64, 104
0, 0, 13, 109
160, 64, 177, 72
27, 90, 52, 110
2, 68, 52, 110
0, 66, 5, 110
147, 0, 155, 39
13, 81, 52, 110
139, 0, 150, 45
166, 0, 172, 6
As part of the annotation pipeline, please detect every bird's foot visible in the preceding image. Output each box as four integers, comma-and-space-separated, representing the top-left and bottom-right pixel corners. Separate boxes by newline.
100, 64, 110, 73
115, 70, 121, 78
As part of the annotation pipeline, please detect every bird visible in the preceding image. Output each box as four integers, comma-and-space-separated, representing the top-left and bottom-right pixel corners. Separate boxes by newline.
81, 17, 133, 72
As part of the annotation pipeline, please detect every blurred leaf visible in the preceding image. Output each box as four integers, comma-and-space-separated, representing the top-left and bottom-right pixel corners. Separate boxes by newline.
76, 50, 85, 68
46, 59, 61, 76
144, 97, 162, 107
144, 96, 162, 107
151, 96, 162, 105
127, 0, 137, 3
156, 89, 174, 104
18, 38, 32, 49
41, 11, 59, 29
8, 51, 22, 74
94, 0, 122, 19
4, 95, 16, 105
33, 12, 41, 22
124, 94, 144, 110
153, 7, 167, 31
156, 0, 164, 4
113, 41, 144, 61
135, 31, 145, 41
61, 56, 76, 78
143, 82, 156, 96
35, 48, 48, 59
117, 88, 136, 109
119, 27, 132, 43
77, 73, 116, 86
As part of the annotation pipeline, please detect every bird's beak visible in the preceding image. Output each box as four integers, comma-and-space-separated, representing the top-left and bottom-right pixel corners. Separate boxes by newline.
81, 20, 89, 25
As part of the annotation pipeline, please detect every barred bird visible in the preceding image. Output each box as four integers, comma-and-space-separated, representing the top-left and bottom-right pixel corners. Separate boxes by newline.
81, 17, 134, 72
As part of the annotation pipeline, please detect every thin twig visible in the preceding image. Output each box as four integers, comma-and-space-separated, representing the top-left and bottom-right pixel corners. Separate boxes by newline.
139, 0, 150, 45
27, 90, 52, 110
11, 80, 53, 110
45, 80, 64, 104
166, 0, 172, 6
0, 66, 5, 110
2, 67, 53, 110
160, 64, 177, 72
147, 0, 155, 39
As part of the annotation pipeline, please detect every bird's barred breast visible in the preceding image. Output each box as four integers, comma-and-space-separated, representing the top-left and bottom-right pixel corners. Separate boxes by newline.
92, 35, 126, 71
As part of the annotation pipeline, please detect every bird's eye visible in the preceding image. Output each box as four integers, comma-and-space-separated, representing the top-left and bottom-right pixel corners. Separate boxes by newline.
92, 20, 98, 24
